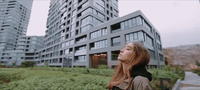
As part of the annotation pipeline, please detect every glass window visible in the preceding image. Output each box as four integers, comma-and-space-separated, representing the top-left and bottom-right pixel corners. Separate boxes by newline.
149, 49, 155, 59
134, 33, 138, 40
124, 21, 128, 29
159, 54, 163, 61
146, 35, 153, 46
81, 24, 93, 33
125, 34, 130, 43
112, 36, 120, 46
105, 40, 108, 47
65, 41, 69, 46
120, 22, 125, 30
136, 16, 142, 25
70, 31, 75, 37
129, 33, 133, 42
72, 10, 76, 17
128, 19, 132, 28
138, 31, 144, 41
82, 8, 92, 15
70, 40, 74, 45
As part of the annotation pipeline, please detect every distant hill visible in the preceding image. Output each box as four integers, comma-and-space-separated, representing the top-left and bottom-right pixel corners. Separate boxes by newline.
163, 44, 200, 71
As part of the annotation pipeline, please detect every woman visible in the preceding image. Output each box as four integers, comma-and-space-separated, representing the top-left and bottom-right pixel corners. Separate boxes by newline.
107, 42, 153, 90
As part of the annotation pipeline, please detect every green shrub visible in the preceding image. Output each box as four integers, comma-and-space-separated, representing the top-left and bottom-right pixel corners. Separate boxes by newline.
0, 68, 111, 90
20, 61, 35, 67
0, 64, 5, 67
193, 68, 200, 76
97, 65, 109, 69
45, 62, 49, 67
0, 66, 185, 90
5, 63, 7, 67
195, 60, 200, 66
149, 66, 185, 90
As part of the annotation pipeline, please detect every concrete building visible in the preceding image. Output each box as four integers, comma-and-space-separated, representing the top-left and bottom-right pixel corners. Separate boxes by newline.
35, 0, 164, 68
0, 36, 44, 66
0, 0, 33, 50
16, 36, 44, 61
0, 0, 34, 65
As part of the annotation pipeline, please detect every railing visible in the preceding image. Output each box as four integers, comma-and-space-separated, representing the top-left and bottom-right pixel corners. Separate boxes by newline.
172, 79, 181, 90
160, 78, 171, 90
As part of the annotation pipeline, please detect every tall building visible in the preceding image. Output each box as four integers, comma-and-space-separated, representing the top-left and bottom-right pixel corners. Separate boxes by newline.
35, 0, 164, 68
0, 36, 44, 66
0, 0, 33, 50
0, 0, 34, 66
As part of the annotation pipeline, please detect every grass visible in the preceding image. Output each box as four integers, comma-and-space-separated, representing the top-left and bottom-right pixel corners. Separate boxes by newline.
0, 66, 185, 90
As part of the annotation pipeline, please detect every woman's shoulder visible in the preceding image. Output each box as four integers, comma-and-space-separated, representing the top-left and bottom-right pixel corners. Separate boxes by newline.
133, 76, 150, 83
132, 76, 153, 90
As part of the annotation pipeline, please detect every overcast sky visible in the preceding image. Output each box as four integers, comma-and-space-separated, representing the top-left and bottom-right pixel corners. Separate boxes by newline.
27, 0, 200, 48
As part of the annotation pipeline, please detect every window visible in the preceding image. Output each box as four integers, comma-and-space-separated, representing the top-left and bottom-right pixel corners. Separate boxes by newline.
70, 39, 74, 45
143, 20, 151, 32
111, 36, 120, 46
149, 49, 155, 59
136, 16, 142, 25
90, 27, 107, 39
125, 31, 144, 43
111, 23, 121, 33
120, 22, 125, 30
74, 55, 86, 62
81, 24, 92, 33
81, 16, 93, 26
90, 39, 107, 50
146, 35, 153, 46
82, 8, 92, 16
159, 54, 163, 61
64, 49, 69, 55
111, 51, 120, 60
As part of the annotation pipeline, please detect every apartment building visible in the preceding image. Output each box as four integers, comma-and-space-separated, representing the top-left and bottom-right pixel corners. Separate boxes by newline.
0, 0, 33, 50
0, 36, 44, 66
0, 0, 34, 65
35, 0, 164, 68
16, 36, 44, 61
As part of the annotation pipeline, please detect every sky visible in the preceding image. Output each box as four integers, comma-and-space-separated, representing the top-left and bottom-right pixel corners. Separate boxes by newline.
27, 0, 200, 48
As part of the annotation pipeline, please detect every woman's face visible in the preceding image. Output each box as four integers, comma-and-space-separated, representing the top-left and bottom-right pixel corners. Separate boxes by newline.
118, 43, 134, 62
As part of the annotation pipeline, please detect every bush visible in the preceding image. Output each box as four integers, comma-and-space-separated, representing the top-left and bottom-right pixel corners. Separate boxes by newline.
193, 67, 200, 76
5, 63, 7, 67
45, 62, 49, 67
196, 60, 200, 66
0, 64, 5, 67
97, 65, 109, 69
20, 61, 35, 67
12, 62, 16, 66
149, 66, 185, 90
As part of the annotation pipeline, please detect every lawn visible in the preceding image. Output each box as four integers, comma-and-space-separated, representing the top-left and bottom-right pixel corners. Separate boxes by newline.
0, 66, 184, 90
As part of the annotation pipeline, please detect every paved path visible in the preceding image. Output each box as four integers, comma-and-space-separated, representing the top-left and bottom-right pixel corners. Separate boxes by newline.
180, 71, 200, 90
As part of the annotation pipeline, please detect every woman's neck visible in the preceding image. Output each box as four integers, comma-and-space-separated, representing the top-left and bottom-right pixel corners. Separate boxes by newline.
122, 63, 129, 74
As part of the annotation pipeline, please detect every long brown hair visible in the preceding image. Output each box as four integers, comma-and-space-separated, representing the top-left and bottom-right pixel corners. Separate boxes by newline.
107, 42, 150, 90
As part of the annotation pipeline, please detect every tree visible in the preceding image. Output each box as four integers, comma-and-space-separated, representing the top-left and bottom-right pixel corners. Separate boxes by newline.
12, 62, 16, 67
21, 61, 35, 67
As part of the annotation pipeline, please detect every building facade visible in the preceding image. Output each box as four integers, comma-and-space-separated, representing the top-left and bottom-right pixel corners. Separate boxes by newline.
0, 36, 44, 66
0, 0, 33, 50
35, 0, 164, 68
